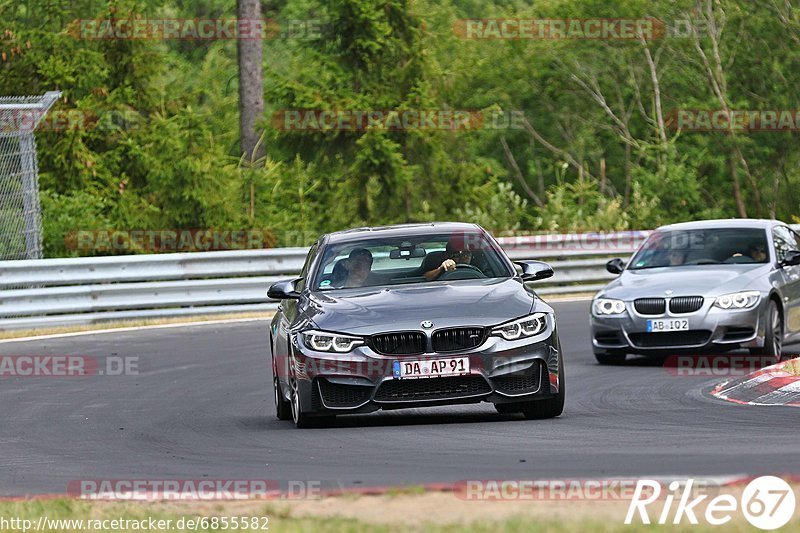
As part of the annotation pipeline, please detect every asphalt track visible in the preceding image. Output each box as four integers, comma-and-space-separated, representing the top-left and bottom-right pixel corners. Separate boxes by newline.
2, 301, 799, 496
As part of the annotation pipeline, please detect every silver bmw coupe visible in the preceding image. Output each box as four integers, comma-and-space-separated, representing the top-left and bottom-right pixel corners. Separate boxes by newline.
591, 219, 800, 364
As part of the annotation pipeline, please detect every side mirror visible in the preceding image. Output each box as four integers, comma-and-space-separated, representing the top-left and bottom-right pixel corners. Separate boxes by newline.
606, 258, 625, 274
781, 250, 800, 267
267, 278, 302, 300
515, 260, 554, 281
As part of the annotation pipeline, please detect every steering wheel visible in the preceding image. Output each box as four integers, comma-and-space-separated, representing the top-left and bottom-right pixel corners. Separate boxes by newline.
438, 263, 486, 280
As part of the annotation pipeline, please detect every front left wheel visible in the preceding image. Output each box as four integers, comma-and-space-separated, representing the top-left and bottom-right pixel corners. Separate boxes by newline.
520, 361, 565, 420
750, 300, 783, 363
495, 357, 565, 419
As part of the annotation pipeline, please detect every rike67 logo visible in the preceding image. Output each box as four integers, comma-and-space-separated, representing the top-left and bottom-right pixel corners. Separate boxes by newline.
626, 476, 796, 530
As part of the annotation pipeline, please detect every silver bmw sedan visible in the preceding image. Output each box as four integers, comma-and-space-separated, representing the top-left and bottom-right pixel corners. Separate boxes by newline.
591, 219, 800, 364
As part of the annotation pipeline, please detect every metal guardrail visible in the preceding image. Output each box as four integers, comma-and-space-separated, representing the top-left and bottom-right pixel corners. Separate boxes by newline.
0, 226, 794, 330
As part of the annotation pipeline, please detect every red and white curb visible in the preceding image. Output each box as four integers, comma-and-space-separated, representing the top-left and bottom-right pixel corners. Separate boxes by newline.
712, 357, 800, 406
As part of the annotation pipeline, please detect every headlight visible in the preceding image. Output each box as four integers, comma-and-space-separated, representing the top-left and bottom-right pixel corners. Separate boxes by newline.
491, 313, 548, 340
302, 330, 364, 353
713, 291, 760, 310
593, 298, 627, 316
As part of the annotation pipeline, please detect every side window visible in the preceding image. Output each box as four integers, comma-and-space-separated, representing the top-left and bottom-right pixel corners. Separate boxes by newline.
772, 227, 797, 263
295, 242, 318, 291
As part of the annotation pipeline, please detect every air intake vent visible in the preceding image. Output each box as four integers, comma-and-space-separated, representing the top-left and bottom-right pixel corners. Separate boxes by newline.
432, 327, 486, 352
374, 375, 491, 402
318, 379, 371, 407
371, 331, 426, 355
634, 298, 666, 315
629, 330, 711, 347
669, 296, 704, 314
491, 362, 542, 394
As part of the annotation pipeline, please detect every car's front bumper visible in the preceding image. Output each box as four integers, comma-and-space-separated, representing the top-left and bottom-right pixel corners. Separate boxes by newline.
286, 328, 562, 415
590, 296, 767, 354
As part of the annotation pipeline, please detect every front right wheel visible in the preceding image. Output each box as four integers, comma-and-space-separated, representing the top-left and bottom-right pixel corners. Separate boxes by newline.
273, 376, 292, 421
290, 378, 314, 428
289, 378, 334, 428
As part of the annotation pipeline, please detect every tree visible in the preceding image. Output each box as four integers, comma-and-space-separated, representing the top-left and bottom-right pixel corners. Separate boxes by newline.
237, 0, 265, 163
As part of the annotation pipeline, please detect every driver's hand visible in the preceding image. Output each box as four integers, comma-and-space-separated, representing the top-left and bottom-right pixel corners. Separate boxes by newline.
441, 259, 456, 272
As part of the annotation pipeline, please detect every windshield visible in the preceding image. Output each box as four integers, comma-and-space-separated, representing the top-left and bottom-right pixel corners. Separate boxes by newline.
312, 231, 513, 290
628, 228, 770, 270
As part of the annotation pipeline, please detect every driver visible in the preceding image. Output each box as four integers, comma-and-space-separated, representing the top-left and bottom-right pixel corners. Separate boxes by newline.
730, 242, 768, 263
747, 243, 768, 262
424, 242, 473, 281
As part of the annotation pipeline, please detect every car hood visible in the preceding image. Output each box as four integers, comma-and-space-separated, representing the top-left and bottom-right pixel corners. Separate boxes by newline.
304, 278, 534, 334
600, 264, 770, 300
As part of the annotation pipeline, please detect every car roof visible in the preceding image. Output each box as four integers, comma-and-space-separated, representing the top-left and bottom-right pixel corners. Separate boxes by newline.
322, 222, 484, 244
656, 218, 785, 232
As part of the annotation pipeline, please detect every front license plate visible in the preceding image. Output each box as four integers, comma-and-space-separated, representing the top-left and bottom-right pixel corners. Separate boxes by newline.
647, 319, 689, 332
392, 357, 470, 379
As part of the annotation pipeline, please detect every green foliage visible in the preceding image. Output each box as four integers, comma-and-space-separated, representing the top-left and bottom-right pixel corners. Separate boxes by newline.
535, 178, 631, 233
455, 180, 530, 233
40, 189, 112, 257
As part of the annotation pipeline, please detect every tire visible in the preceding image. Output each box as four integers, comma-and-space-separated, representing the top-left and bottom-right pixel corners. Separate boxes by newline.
271, 335, 292, 421
594, 350, 627, 365
289, 378, 314, 428
289, 379, 335, 428
273, 376, 292, 421
519, 356, 565, 420
750, 300, 783, 363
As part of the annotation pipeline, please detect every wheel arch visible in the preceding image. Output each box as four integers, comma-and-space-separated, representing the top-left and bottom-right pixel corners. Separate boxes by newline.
767, 290, 785, 325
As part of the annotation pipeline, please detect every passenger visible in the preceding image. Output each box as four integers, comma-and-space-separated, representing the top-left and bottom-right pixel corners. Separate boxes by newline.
667, 249, 687, 266
339, 248, 373, 288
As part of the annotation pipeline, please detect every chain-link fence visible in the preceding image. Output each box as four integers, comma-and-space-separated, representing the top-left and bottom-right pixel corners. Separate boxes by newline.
0, 92, 60, 260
